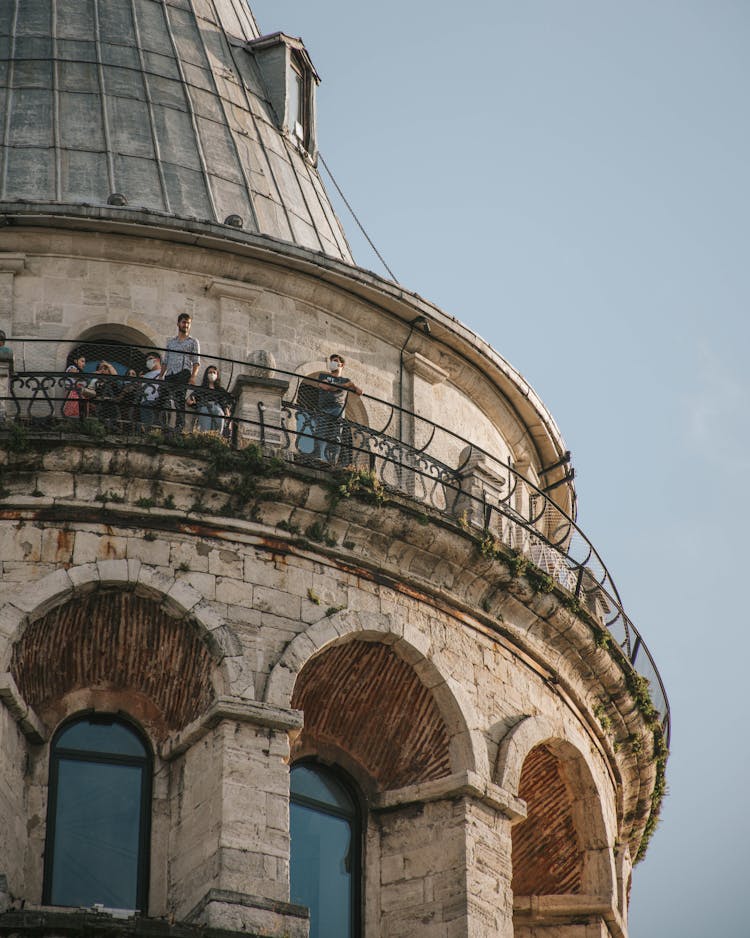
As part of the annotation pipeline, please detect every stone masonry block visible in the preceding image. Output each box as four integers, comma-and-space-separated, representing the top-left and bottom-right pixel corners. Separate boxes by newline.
10, 567, 72, 616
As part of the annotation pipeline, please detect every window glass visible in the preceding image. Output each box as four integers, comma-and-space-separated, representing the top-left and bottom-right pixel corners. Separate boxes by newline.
56, 719, 146, 757
44, 717, 150, 911
288, 62, 304, 138
290, 764, 358, 938
290, 763, 353, 812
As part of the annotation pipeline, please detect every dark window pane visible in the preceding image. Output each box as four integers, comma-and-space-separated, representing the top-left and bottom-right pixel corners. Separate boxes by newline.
49, 758, 143, 909
56, 719, 146, 757
290, 764, 354, 814
290, 801, 352, 938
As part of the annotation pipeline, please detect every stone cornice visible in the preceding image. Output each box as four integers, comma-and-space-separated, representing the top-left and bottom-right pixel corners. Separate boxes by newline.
161, 696, 303, 761
373, 770, 527, 821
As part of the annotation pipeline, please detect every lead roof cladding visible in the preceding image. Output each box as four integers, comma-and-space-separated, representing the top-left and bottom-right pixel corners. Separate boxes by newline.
0, 0, 354, 262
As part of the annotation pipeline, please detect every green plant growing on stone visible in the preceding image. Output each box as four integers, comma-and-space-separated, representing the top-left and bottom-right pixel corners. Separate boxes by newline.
96, 490, 124, 503
330, 467, 384, 506
305, 521, 337, 547
79, 417, 107, 442
6, 423, 28, 453
162, 494, 176, 510
526, 567, 554, 594
307, 588, 321, 605
143, 531, 157, 542
136, 497, 155, 508
593, 703, 612, 732
592, 625, 610, 649
277, 519, 300, 535
505, 551, 528, 578
478, 531, 502, 561
325, 604, 345, 617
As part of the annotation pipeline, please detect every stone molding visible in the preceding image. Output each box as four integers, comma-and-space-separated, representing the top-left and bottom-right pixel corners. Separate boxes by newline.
0, 672, 45, 742
373, 769, 527, 822
402, 350, 448, 385
204, 278, 263, 303
161, 696, 303, 761
0, 253, 26, 274
513, 894, 626, 938
185, 889, 308, 938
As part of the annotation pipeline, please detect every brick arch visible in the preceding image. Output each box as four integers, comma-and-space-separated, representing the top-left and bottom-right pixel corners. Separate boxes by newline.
496, 717, 616, 899
264, 611, 487, 780
290, 638, 451, 791
0, 562, 233, 685
10, 591, 218, 740
511, 743, 584, 895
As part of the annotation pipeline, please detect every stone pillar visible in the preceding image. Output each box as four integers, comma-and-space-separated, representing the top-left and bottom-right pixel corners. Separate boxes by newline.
373, 774, 523, 938
401, 348, 448, 446
231, 373, 289, 451
0, 253, 26, 338
0, 675, 45, 905
0, 349, 13, 424
454, 448, 507, 534
205, 278, 263, 363
163, 698, 308, 938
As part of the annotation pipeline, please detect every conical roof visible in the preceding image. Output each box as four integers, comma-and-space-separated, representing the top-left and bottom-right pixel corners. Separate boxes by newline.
0, 0, 353, 261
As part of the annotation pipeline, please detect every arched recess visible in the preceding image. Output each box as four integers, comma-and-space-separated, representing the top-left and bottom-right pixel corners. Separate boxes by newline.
497, 719, 615, 902
291, 639, 451, 791
55, 322, 159, 374
10, 591, 220, 740
265, 612, 486, 786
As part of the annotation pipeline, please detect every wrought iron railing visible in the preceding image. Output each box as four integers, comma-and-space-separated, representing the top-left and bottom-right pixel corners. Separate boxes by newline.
0, 337, 670, 742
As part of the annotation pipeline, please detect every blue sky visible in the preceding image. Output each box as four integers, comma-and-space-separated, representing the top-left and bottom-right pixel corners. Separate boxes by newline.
250, 3, 749, 934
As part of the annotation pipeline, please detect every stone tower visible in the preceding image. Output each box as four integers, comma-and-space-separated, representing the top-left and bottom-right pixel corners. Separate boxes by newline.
0, 3, 669, 938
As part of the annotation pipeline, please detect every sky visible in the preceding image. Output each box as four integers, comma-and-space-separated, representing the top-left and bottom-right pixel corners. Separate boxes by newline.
249, 3, 748, 935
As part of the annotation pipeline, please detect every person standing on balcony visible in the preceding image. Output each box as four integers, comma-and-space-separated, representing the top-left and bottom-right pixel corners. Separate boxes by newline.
314, 354, 362, 465
140, 353, 163, 430
159, 313, 200, 431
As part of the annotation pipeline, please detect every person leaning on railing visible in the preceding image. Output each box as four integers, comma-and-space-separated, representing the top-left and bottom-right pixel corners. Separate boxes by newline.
313, 354, 363, 465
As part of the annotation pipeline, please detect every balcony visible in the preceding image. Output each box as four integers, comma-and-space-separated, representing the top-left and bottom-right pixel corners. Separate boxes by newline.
0, 337, 670, 743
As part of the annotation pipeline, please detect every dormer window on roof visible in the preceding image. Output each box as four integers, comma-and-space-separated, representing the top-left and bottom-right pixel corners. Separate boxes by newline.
247, 33, 320, 157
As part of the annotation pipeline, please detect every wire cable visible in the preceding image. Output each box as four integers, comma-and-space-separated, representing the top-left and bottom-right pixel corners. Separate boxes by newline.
318, 152, 399, 283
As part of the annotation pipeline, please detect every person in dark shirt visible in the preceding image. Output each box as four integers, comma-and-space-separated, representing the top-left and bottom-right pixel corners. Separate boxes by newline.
313, 353, 362, 465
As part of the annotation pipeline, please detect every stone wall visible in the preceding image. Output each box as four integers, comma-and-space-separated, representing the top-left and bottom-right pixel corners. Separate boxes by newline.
0, 434, 659, 936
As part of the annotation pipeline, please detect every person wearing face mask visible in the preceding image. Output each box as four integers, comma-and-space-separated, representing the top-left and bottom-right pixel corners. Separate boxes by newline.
140, 353, 162, 430
190, 365, 233, 434
314, 353, 363, 465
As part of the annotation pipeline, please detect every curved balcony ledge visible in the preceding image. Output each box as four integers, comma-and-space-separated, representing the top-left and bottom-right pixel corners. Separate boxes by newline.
0, 340, 670, 747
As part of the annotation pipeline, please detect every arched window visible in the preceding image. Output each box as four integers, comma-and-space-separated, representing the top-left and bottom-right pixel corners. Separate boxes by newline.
290, 763, 360, 938
43, 715, 151, 911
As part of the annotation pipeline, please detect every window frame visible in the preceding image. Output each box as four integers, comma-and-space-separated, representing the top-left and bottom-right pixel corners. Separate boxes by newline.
290, 760, 363, 938
42, 713, 152, 912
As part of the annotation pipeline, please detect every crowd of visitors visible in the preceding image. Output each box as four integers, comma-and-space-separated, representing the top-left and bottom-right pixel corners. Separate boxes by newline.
51, 319, 365, 464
